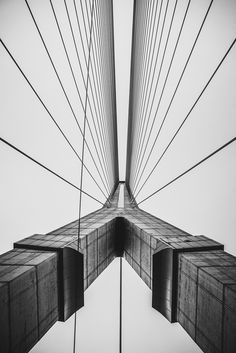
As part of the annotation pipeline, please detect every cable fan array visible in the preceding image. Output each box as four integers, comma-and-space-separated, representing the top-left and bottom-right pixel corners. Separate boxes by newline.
126, 0, 236, 204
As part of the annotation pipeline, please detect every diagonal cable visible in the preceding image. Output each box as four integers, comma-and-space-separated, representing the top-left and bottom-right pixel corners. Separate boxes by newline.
0, 136, 103, 205
134, 0, 214, 195
25, 0, 110, 197
135, 36, 236, 199
49, 0, 111, 195
133, 0, 191, 192
0, 38, 108, 200
138, 137, 236, 205
133, 0, 177, 192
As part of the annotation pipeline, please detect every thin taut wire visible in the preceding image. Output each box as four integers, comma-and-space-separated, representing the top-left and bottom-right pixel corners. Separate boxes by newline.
73, 2, 95, 353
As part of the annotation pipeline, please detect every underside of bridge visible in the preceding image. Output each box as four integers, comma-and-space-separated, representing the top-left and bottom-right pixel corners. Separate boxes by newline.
0, 183, 235, 353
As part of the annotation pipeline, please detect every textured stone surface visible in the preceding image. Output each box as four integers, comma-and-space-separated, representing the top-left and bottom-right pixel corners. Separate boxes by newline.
0, 264, 38, 353
177, 251, 236, 353
1, 184, 236, 353
0, 282, 9, 352
0, 249, 59, 338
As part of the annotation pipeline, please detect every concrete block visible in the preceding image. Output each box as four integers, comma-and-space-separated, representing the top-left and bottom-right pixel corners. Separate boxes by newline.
61, 248, 84, 321
152, 236, 224, 323
32, 253, 58, 338
224, 284, 236, 353
177, 269, 196, 339
0, 265, 38, 353
98, 232, 107, 275
87, 231, 98, 283
0, 249, 59, 339
196, 285, 222, 352
14, 239, 84, 323
132, 233, 141, 263
140, 234, 151, 275
177, 252, 236, 353
0, 282, 9, 352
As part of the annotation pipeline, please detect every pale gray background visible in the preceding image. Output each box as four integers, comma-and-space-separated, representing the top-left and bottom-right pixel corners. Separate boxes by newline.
0, 0, 236, 352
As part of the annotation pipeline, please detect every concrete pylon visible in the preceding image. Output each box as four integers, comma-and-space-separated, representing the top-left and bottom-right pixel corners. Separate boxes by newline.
0, 183, 235, 352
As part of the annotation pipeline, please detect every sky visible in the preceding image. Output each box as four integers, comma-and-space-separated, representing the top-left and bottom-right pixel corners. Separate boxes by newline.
0, 0, 236, 352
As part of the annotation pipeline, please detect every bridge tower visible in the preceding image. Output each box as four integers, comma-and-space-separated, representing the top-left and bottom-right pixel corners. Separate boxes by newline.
0, 183, 235, 353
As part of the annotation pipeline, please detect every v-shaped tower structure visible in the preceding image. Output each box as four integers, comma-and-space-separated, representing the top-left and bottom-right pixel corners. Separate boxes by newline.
0, 183, 236, 353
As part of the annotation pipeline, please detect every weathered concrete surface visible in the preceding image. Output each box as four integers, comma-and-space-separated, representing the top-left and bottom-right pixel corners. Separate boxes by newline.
14, 238, 83, 322
0, 249, 58, 338
0, 187, 122, 353
177, 251, 236, 353
152, 235, 224, 322
0, 184, 235, 353
0, 250, 56, 353
0, 245, 83, 352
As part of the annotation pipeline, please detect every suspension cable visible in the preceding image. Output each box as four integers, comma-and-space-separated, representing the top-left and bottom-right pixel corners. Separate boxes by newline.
129, 0, 165, 189
129, 0, 152, 190
24, 0, 110, 198
63, 0, 112, 189
132, 0, 170, 187
0, 136, 103, 205
73, 2, 95, 352
73, 0, 114, 192
119, 257, 123, 353
133, 0, 192, 193
49, 0, 111, 196
133, 0, 178, 192
127, 0, 153, 189
0, 38, 108, 200
135, 36, 236, 199
133, 0, 214, 196
138, 137, 236, 205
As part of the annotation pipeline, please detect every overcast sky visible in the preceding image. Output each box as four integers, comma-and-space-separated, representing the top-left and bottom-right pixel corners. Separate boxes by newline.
0, 0, 236, 352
